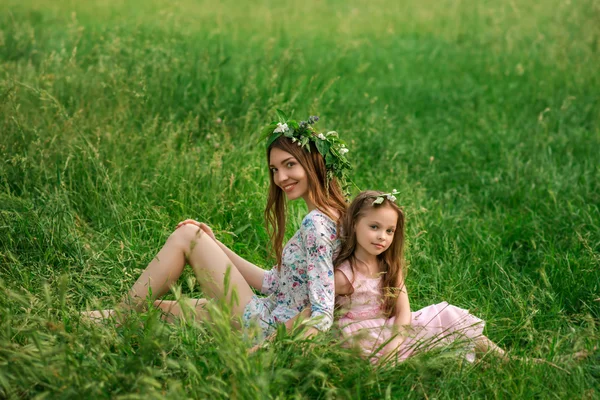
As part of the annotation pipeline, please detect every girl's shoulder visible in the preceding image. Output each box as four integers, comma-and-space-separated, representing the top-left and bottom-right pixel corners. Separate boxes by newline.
334, 260, 354, 296
337, 260, 382, 282
335, 260, 353, 278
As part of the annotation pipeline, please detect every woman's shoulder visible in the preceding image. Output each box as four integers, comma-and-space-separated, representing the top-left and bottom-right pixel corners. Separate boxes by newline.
301, 209, 337, 231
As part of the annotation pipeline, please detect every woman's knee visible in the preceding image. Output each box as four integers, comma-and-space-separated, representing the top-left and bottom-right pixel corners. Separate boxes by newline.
170, 224, 201, 246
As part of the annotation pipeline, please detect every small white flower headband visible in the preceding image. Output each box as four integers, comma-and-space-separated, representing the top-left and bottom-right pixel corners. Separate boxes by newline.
372, 189, 399, 205
262, 110, 352, 190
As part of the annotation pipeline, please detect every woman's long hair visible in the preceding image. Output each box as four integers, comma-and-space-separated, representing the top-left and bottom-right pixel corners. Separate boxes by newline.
265, 136, 347, 268
334, 190, 406, 317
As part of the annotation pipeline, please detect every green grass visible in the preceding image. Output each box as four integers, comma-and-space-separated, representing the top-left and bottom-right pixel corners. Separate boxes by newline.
1, 0, 599, 398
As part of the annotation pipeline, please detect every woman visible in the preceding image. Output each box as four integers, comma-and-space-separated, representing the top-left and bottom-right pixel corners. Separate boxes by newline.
85, 113, 351, 340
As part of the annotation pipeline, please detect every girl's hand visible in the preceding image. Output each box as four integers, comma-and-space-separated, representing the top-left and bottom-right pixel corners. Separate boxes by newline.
176, 220, 216, 241
248, 343, 262, 354
380, 335, 406, 364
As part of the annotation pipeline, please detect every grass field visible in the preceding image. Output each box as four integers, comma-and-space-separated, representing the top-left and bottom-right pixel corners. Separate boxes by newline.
1, 0, 599, 398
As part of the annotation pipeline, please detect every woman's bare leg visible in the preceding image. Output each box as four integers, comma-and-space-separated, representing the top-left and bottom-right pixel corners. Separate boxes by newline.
121, 224, 255, 318
83, 224, 255, 323
121, 227, 191, 310
182, 225, 256, 317
82, 299, 207, 324
153, 298, 208, 323
81, 226, 191, 321
81, 309, 115, 321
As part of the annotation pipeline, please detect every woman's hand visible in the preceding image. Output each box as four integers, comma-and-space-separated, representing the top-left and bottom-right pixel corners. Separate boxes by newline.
248, 332, 276, 354
176, 220, 216, 240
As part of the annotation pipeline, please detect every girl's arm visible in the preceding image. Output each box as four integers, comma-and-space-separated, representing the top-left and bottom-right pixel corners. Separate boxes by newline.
381, 279, 411, 360
393, 281, 411, 327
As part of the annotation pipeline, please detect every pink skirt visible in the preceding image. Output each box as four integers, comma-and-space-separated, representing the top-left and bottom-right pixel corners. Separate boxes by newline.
338, 302, 485, 363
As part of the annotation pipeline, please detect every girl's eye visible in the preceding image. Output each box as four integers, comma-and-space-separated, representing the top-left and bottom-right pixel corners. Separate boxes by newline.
387, 229, 395, 234
270, 168, 278, 173
370, 225, 378, 230
286, 162, 295, 168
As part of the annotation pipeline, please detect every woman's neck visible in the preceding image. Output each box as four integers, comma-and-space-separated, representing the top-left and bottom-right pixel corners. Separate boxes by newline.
302, 194, 317, 212
303, 198, 342, 222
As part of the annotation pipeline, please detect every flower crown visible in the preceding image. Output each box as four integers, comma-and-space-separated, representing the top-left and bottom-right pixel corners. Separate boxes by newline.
261, 109, 352, 189
372, 189, 399, 205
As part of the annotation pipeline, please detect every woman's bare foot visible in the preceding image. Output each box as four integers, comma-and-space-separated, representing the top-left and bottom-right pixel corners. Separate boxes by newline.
566, 346, 598, 362
80, 309, 115, 323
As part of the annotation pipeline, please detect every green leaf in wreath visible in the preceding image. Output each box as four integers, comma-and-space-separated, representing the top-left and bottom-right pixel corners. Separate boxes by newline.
315, 139, 330, 157
301, 136, 310, 150
262, 123, 277, 136
276, 109, 288, 124
265, 132, 281, 148
325, 152, 335, 167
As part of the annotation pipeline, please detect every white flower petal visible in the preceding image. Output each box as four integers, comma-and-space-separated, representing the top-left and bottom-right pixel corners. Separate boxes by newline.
273, 122, 289, 134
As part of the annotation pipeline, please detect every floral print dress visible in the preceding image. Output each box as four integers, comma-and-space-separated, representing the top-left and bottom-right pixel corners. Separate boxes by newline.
242, 209, 339, 338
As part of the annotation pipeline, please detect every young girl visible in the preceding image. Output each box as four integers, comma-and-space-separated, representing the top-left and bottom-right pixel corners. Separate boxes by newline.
334, 190, 506, 363
84, 113, 350, 341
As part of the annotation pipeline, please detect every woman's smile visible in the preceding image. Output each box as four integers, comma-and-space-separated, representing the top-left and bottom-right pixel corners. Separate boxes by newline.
269, 147, 309, 201
282, 182, 298, 192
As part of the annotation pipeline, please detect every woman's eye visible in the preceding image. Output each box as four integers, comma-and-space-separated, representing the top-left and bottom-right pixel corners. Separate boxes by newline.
370, 225, 378, 230
387, 229, 395, 234
270, 168, 277, 173
286, 162, 295, 168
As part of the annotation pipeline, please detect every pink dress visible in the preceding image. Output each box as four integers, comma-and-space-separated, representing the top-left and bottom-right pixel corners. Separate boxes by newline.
336, 261, 485, 363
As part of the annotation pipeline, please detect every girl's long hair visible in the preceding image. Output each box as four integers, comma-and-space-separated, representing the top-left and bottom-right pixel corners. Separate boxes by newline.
334, 190, 406, 317
265, 136, 347, 268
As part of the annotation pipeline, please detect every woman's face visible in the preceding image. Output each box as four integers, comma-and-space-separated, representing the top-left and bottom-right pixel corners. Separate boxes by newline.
269, 147, 309, 202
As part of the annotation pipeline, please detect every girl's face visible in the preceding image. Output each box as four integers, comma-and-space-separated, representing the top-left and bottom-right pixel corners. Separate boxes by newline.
354, 205, 398, 258
269, 147, 309, 202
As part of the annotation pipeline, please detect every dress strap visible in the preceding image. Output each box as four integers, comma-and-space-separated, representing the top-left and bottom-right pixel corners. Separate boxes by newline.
336, 261, 354, 283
